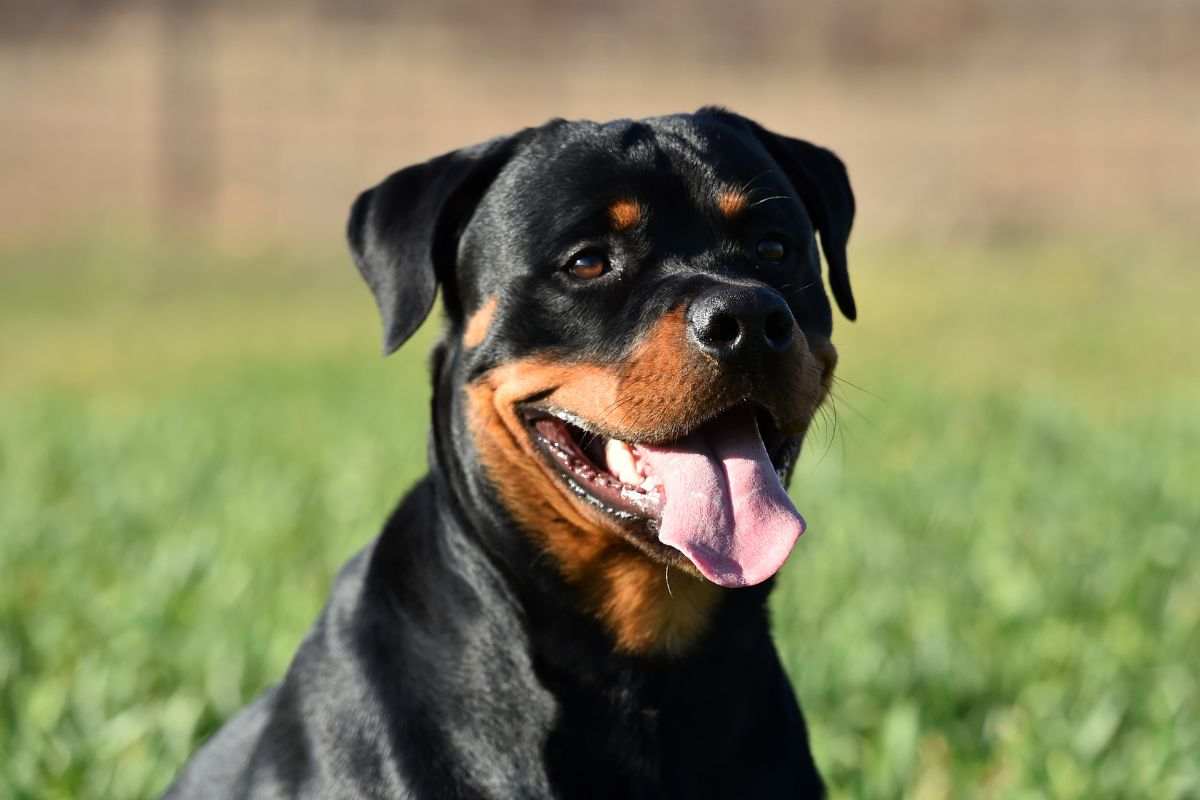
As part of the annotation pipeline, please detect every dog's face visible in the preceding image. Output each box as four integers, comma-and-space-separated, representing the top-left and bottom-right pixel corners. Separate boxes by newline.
349, 109, 855, 652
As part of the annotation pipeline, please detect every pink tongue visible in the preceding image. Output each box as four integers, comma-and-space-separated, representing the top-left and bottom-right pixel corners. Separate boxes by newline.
637, 407, 805, 588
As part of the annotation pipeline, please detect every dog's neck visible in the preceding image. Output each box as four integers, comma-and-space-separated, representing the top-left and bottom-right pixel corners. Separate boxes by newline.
381, 470, 775, 675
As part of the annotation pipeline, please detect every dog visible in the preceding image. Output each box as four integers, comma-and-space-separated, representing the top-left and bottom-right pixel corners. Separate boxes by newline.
164, 107, 855, 799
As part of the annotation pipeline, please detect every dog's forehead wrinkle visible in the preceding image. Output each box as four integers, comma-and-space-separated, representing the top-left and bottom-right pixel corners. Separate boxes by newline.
525, 119, 729, 200
650, 116, 797, 201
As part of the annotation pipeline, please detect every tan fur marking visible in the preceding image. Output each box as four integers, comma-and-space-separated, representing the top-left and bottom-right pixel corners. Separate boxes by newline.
584, 554, 721, 654
717, 189, 749, 218
608, 199, 644, 231
463, 297, 498, 349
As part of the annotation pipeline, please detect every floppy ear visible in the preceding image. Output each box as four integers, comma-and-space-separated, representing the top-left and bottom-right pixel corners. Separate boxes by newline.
713, 113, 857, 321
347, 135, 523, 354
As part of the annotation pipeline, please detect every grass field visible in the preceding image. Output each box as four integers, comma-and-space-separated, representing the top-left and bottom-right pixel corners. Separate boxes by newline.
2, 233, 1197, 798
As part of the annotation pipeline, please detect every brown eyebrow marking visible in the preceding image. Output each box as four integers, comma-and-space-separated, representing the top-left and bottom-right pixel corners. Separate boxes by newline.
463, 296, 498, 349
608, 199, 644, 231
716, 189, 748, 218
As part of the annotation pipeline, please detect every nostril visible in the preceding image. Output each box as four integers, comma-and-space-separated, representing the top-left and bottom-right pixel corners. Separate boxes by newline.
763, 309, 794, 348
706, 312, 741, 346
688, 288, 793, 360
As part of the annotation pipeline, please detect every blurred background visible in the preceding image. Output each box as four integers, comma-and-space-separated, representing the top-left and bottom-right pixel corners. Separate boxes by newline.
2, 2, 1197, 798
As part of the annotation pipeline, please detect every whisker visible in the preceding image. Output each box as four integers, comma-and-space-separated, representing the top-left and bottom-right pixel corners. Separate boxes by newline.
831, 373, 882, 401
737, 169, 777, 197
815, 395, 839, 464
828, 386, 875, 428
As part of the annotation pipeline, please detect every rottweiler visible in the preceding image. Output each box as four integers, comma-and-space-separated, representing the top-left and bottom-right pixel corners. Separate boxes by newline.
165, 107, 856, 799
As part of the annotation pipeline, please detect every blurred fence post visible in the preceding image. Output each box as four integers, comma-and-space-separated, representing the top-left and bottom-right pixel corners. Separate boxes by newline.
157, 0, 218, 235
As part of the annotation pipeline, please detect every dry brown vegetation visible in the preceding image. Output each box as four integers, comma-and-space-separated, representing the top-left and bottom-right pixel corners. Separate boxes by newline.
2, 1, 1198, 245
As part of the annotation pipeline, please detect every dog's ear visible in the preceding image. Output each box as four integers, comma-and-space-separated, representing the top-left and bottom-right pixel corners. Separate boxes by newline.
347, 135, 523, 354
705, 110, 857, 321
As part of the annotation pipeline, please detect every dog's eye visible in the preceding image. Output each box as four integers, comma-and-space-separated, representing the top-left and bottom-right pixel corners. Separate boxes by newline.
566, 251, 610, 280
756, 239, 787, 262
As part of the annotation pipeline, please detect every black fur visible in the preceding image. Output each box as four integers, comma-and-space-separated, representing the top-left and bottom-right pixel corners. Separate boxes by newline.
165, 108, 855, 799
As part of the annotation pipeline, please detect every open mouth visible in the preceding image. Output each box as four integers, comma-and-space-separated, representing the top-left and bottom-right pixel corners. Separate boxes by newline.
522, 403, 806, 587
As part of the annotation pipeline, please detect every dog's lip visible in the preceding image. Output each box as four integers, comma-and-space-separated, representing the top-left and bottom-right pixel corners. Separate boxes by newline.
522, 394, 785, 447
520, 401, 797, 467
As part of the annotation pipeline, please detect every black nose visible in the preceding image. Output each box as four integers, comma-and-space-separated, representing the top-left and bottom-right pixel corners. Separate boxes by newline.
686, 286, 796, 364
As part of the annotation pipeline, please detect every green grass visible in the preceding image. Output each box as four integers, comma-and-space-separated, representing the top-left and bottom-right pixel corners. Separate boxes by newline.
2, 234, 1197, 798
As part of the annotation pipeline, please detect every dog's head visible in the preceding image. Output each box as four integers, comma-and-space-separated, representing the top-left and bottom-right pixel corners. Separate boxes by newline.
349, 109, 855, 651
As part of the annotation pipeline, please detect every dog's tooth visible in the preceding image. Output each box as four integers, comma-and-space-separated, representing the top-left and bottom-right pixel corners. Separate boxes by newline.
604, 438, 641, 486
